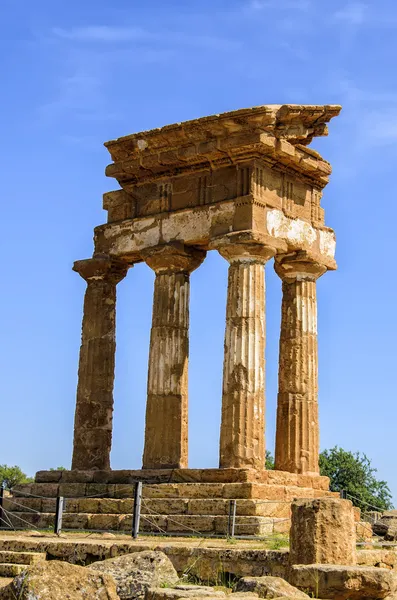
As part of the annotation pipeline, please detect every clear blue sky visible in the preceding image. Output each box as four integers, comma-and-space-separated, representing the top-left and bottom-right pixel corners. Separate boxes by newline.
2, 0, 397, 505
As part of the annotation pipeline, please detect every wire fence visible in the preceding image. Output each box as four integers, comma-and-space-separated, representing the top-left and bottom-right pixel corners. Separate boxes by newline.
0, 483, 390, 542
0, 482, 293, 540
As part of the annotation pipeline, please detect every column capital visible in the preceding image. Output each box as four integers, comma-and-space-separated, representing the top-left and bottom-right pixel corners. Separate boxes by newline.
275, 251, 327, 282
73, 256, 129, 284
209, 231, 277, 264
142, 242, 206, 274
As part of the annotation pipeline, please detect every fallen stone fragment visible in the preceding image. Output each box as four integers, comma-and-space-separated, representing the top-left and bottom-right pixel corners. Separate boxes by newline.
0, 560, 119, 600
147, 586, 259, 600
373, 511, 397, 540
290, 563, 397, 600
146, 586, 226, 600
235, 576, 310, 599
90, 550, 179, 599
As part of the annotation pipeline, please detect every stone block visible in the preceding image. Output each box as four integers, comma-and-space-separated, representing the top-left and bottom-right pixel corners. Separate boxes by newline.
266, 471, 299, 487
77, 498, 100, 513
30, 483, 59, 498
357, 549, 397, 570
253, 501, 291, 519
118, 499, 134, 514
223, 484, 255, 499
177, 484, 225, 499
290, 564, 397, 600
5, 497, 42, 513
146, 587, 226, 600
250, 485, 286, 501
87, 514, 121, 531
60, 470, 95, 483
142, 485, 180, 499
62, 513, 89, 530
311, 476, 330, 491
0, 560, 119, 600
119, 515, 132, 531
64, 499, 80, 513
236, 575, 309, 599
59, 483, 87, 498
285, 486, 315, 501
90, 550, 179, 600
215, 516, 273, 536
35, 470, 62, 483
106, 470, 144, 484
114, 484, 135, 498
290, 498, 356, 566
10, 484, 33, 497
87, 483, 116, 497
98, 499, 129, 514
41, 498, 56, 512
187, 499, 227, 515
145, 499, 188, 515
167, 515, 215, 534
140, 514, 168, 533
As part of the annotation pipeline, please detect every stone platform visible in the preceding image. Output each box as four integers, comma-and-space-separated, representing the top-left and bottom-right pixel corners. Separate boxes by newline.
4, 469, 340, 537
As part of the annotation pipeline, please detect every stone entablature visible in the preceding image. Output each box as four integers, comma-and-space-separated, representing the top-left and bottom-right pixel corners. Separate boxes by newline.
96, 105, 340, 268
69, 104, 341, 477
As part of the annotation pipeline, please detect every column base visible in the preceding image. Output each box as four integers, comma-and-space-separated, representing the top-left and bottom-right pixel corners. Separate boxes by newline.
34, 468, 330, 488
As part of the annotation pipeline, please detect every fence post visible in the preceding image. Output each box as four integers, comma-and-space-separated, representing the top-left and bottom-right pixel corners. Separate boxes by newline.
340, 490, 346, 500
54, 495, 64, 535
228, 499, 237, 538
132, 481, 142, 539
0, 485, 4, 529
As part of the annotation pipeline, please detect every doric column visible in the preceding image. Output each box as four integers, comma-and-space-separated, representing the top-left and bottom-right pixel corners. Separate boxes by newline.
71, 256, 128, 470
142, 243, 205, 469
274, 253, 327, 475
211, 234, 276, 470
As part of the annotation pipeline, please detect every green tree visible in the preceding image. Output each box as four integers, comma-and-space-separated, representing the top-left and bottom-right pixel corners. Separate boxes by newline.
319, 447, 393, 512
265, 450, 274, 470
0, 465, 33, 489
49, 467, 66, 471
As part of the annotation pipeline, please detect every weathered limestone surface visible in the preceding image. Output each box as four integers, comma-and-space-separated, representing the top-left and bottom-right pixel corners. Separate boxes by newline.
146, 586, 226, 600
374, 510, 397, 540
34, 469, 331, 489
72, 257, 128, 471
211, 233, 276, 470
0, 560, 119, 600
274, 253, 326, 475
235, 575, 310, 598
0, 538, 290, 581
357, 549, 397, 570
290, 564, 397, 600
290, 498, 356, 566
90, 550, 178, 599
142, 244, 205, 469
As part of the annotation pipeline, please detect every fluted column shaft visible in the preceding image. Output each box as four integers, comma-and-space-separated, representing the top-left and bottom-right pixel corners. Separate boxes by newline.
142, 244, 205, 469
275, 254, 326, 475
72, 257, 128, 470
214, 237, 275, 470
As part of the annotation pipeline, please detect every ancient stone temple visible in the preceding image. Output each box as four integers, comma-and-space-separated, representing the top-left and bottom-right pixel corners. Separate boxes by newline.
10, 105, 342, 535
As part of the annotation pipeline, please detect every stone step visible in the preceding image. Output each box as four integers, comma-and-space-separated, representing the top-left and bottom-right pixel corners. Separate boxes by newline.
34, 468, 330, 491
0, 563, 25, 577
3, 511, 290, 536
0, 551, 46, 565
5, 497, 291, 518
0, 578, 13, 589
12, 481, 337, 500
